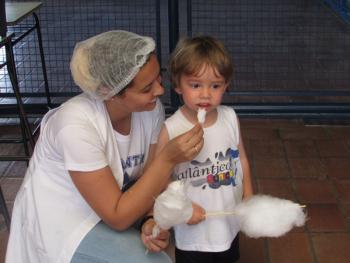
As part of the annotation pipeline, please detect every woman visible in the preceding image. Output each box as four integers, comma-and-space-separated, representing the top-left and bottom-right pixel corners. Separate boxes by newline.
6, 30, 204, 263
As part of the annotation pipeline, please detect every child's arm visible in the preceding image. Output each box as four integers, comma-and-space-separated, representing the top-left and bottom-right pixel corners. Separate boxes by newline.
237, 118, 253, 199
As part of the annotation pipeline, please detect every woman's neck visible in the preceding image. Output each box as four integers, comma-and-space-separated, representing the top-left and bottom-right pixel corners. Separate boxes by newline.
105, 100, 132, 135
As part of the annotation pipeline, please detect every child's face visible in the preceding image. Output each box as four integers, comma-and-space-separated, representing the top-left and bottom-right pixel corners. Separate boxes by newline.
176, 64, 228, 116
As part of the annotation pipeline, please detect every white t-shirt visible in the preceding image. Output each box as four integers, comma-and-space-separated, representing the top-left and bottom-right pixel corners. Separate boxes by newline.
115, 131, 145, 190
5, 93, 164, 263
165, 106, 243, 252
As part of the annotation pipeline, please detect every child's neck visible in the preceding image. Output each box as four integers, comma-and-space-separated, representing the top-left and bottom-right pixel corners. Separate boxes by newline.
180, 105, 218, 128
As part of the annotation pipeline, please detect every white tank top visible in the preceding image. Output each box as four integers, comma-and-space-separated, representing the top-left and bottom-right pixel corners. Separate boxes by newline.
165, 106, 243, 252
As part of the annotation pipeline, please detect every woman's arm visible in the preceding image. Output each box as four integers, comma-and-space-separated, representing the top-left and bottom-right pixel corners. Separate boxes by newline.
237, 118, 253, 199
70, 123, 204, 231
154, 124, 170, 156
143, 144, 157, 171
155, 125, 206, 225
139, 128, 170, 251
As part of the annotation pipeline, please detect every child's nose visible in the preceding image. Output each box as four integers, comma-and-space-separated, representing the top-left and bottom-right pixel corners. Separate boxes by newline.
200, 87, 211, 98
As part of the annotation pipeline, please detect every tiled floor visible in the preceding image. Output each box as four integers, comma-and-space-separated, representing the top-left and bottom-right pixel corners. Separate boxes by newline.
0, 119, 350, 263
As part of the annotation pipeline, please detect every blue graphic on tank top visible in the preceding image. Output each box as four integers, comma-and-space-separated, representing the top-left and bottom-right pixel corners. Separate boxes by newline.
173, 148, 240, 190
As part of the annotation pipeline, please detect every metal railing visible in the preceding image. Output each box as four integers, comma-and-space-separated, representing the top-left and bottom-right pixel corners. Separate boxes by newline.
0, 0, 349, 120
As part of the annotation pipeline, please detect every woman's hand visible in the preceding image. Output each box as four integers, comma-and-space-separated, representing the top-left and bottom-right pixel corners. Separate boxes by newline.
187, 202, 206, 225
161, 124, 204, 165
141, 218, 170, 252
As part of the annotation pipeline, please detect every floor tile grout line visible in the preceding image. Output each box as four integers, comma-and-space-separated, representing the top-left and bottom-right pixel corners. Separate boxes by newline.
278, 125, 320, 263
329, 178, 350, 232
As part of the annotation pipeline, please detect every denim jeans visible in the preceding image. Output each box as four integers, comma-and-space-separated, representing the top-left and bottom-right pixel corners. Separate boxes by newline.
71, 221, 172, 263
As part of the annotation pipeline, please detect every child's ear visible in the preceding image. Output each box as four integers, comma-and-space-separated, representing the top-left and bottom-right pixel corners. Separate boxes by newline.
224, 82, 230, 92
174, 87, 182, 95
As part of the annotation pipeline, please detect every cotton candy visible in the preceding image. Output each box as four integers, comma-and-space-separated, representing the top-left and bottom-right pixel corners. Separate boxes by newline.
152, 181, 193, 237
234, 195, 306, 238
153, 188, 306, 239
197, 108, 206, 124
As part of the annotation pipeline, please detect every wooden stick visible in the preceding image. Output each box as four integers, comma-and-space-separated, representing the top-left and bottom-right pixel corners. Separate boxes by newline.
206, 205, 306, 217
206, 211, 236, 217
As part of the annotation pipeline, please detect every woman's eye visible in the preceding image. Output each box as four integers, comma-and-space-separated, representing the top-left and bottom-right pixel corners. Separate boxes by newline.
143, 85, 152, 93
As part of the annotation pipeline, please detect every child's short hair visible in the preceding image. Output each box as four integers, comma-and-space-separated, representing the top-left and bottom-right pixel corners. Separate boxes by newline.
169, 35, 233, 88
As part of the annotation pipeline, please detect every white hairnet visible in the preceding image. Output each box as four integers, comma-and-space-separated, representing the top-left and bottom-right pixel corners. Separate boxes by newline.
70, 30, 156, 100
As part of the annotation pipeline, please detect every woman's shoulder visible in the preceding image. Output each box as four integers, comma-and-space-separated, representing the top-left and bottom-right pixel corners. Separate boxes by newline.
58, 94, 105, 121
44, 93, 105, 131
63, 93, 102, 113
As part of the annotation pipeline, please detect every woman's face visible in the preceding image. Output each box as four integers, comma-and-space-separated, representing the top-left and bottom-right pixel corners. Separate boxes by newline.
117, 54, 164, 112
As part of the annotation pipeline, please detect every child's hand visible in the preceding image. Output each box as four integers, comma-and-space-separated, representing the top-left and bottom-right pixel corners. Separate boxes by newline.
187, 202, 206, 225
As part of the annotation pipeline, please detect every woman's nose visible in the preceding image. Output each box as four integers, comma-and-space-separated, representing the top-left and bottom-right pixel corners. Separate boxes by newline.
153, 80, 165, 96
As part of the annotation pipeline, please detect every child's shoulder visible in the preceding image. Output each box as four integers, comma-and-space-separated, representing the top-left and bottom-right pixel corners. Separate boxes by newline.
165, 108, 185, 122
164, 108, 193, 139
218, 105, 237, 117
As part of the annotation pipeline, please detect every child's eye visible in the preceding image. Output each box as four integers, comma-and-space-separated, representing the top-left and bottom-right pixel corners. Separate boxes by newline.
190, 83, 200, 89
212, 83, 223, 89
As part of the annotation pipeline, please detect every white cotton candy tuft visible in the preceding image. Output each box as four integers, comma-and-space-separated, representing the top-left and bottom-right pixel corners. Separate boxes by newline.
235, 195, 306, 238
152, 181, 193, 237
197, 108, 206, 124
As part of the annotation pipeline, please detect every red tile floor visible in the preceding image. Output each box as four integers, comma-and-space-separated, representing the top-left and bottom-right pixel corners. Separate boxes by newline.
1, 119, 350, 263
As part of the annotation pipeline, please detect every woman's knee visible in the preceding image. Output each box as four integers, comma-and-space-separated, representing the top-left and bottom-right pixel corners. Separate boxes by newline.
72, 222, 172, 263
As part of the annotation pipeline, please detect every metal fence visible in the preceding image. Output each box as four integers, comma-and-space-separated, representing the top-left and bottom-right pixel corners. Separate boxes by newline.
1, 0, 350, 119
1, 0, 165, 101
183, 0, 350, 118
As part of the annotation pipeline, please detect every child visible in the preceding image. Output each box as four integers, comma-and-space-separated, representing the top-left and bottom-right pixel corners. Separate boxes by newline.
155, 36, 253, 263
